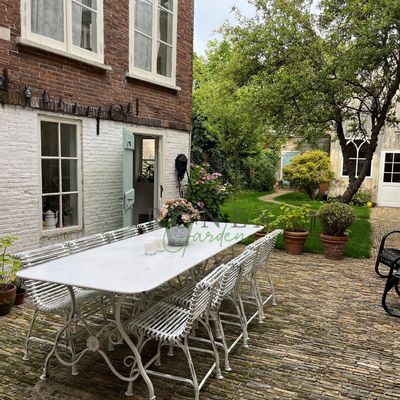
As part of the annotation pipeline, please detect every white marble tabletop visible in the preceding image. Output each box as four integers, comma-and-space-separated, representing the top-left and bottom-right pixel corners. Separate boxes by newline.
18, 222, 261, 294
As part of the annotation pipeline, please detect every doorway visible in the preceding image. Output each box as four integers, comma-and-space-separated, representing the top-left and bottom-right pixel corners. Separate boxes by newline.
378, 151, 400, 207
131, 136, 159, 224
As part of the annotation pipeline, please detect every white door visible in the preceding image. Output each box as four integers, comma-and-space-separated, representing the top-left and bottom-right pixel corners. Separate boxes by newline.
378, 151, 400, 207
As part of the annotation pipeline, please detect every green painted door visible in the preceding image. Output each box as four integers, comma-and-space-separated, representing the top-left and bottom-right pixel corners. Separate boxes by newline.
123, 129, 135, 227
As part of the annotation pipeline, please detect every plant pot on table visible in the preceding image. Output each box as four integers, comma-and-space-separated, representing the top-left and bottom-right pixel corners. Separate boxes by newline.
320, 233, 349, 260
0, 284, 17, 316
283, 230, 309, 255
166, 224, 193, 246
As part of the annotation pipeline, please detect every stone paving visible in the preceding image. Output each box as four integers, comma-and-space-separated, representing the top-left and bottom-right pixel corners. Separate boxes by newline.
1, 208, 400, 400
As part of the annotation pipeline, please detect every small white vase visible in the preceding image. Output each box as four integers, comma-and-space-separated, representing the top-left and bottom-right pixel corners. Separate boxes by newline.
166, 224, 193, 246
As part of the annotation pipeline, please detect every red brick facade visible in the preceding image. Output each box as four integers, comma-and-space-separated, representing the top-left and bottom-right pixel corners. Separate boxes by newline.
0, 0, 194, 130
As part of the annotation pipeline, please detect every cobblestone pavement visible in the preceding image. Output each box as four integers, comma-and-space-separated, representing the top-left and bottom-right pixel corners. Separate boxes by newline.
1, 210, 400, 400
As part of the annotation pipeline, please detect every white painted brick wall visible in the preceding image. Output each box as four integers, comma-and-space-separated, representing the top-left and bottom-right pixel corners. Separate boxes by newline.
0, 105, 190, 252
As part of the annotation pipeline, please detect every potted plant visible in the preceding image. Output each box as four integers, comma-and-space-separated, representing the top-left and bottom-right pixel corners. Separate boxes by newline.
270, 204, 311, 255
252, 209, 274, 239
13, 277, 26, 306
158, 199, 201, 246
318, 202, 356, 260
0, 236, 21, 316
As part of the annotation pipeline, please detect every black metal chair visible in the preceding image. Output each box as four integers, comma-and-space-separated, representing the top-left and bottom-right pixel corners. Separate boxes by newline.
375, 230, 400, 277
376, 231, 400, 317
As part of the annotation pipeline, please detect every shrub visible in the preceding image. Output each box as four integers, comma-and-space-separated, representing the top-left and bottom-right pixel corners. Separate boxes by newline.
283, 150, 334, 200
269, 204, 312, 232
185, 163, 231, 219
318, 202, 356, 236
350, 190, 371, 206
0, 236, 21, 288
243, 149, 278, 192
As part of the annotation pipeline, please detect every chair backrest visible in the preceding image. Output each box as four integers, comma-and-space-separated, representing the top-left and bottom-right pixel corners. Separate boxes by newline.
15, 244, 71, 310
245, 229, 281, 274
138, 220, 160, 234
65, 233, 107, 253
15, 243, 70, 269
183, 264, 227, 334
105, 226, 140, 242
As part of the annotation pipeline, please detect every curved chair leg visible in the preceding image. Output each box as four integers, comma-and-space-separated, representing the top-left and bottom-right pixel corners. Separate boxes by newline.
251, 279, 264, 323
382, 276, 400, 317
375, 260, 389, 278
233, 299, 249, 347
181, 338, 200, 400
155, 341, 162, 367
216, 312, 231, 372
266, 269, 277, 306
65, 321, 79, 376
23, 309, 40, 361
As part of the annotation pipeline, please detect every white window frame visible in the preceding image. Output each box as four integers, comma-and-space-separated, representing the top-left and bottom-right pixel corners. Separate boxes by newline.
341, 138, 372, 178
39, 116, 83, 235
129, 0, 178, 87
21, 0, 104, 64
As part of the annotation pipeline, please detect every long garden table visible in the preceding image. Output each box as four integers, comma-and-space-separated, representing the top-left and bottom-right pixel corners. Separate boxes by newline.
18, 222, 261, 399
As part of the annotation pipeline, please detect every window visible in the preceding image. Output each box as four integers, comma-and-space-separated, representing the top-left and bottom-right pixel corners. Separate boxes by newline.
383, 153, 400, 183
130, 0, 178, 85
342, 139, 372, 177
40, 119, 81, 232
21, 0, 104, 62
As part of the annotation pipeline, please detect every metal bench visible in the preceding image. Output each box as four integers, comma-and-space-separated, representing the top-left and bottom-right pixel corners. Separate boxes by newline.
104, 226, 140, 242
137, 220, 160, 234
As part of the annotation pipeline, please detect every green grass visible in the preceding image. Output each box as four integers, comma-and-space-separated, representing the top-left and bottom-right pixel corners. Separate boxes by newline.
221, 191, 372, 258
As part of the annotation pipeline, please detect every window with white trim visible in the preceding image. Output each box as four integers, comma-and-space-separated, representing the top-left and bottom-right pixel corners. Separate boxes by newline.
342, 139, 372, 177
130, 0, 178, 85
40, 119, 81, 232
21, 0, 104, 63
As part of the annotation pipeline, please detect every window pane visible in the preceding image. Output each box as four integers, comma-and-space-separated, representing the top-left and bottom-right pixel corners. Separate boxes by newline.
342, 159, 356, 176
159, 8, 173, 44
62, 194, 79, 227
394, 163, 400, 173
134, 32, 152, 71
31, 0, 64, 42
41, 121, 59, 156
42, 159, 60, 193
357, 160, 371, 177
346, 142, 357, 158
61, 124, 77, 157
72, 2, 97, 52
384, 162, 393, 173
358, 141, 369, 158
135, 0, 153, 36
386, 153, 393, 162
159, 0, 173, 11
395, 153, 400, 163
62, 160, 78, 192
157, 42, 172, 77
75, 0, 97, 9
393, 174, 400, 183
42, 195, 60, 230
384, 173, 392, 183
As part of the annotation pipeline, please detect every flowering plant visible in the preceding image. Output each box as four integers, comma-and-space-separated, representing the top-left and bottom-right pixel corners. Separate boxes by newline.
158, 199, 201, 229
185, 163, 231, 219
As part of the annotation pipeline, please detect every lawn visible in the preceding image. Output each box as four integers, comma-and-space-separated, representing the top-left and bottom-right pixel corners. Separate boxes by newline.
221, 191, 372, 259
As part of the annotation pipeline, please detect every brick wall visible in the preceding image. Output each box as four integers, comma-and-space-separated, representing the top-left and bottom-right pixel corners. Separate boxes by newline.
0, 0, 194, 128
0, 104, 190, 252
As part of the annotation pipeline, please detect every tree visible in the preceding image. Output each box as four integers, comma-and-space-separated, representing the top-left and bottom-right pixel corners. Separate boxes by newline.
283, 150, 334, 199
218, 0, 400, 203
192, 46, 266, 196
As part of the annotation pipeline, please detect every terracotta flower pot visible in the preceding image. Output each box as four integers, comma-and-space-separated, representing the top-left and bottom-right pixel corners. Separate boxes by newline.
283, 230, 309, 255
0, 284, 17, 316
320, 233, 349, 260
255, 231, 266, 240
14, 288, 26, 306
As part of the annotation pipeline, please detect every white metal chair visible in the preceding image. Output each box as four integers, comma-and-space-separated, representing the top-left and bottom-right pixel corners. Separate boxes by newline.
137, 220, 160, 234
65, 233, 107, 253
124, 264, 228, 400
16, 244, 100, 365
167, 250, 257, 371
104, 226, 140, 242
244, 229, 282, 322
